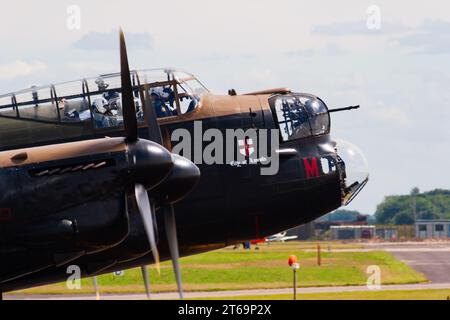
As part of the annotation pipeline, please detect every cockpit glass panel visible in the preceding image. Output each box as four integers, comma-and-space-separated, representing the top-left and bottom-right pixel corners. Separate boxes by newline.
173, 71, 208, 96
53, 81, 90, 124
86, 74, 144, 129
0, 68, 206, 149
177, 83, 200, 115
0, 96, 16, 118
304, 98, 329, 136
309, 113, 329, 135
15, 87, 58, 122
304, 99, 327, 114
274, 96, 311, 141
137, 69, 173, 84
272, 94, 330, 142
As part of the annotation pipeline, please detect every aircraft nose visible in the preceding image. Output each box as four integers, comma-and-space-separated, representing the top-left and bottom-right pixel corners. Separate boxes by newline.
128, 139, 174, 189
335, 139, 369, 205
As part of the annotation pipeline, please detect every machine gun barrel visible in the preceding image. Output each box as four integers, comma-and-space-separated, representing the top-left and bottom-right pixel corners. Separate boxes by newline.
328, 105, 360, 113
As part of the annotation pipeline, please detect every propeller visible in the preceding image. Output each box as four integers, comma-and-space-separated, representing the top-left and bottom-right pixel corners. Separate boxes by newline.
141, 265, 151, 299
135, 183, 160, 274
119, 28, 163, 298
120, 28, 138, 143
163, 204, 183, 299
92, 276, 100, 300
153, 153, 201, 299
119, 28, 200, 300
140, 85, 187, 298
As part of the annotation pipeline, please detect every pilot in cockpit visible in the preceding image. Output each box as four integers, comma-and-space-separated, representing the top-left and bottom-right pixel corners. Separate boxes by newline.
149, 86, 176, 118
90, 78, 120, 127
103, 90, 119, 101
102, 90, 121, 116
91, 97, 120, 128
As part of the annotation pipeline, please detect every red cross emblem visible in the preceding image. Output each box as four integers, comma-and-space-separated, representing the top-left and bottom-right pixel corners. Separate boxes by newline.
238, 137, 254, 157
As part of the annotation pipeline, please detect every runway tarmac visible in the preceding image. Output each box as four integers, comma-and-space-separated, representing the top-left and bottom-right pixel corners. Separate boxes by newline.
391, 250, 450, 283
4, 241, 450, 300
335, 242, 450, 283
362, 241, 450, 283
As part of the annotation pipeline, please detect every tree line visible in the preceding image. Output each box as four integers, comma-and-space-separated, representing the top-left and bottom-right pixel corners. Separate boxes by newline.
326, 188, 450, 225
375, 188, 450, 225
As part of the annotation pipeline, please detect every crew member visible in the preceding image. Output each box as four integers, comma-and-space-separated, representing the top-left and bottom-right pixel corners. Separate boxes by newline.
92, 97, 115, 128
149, 87, 175, 118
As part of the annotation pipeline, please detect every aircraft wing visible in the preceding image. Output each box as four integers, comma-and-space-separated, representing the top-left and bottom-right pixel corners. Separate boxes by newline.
280, 236, 298, 241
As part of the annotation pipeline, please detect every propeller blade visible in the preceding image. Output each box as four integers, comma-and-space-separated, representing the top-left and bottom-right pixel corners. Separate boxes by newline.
163, 205, 184, 299
92, 276, 100, 300
119, 28, 138, 142
143, 83, 163, 145
135, 184, 161, 275
141, 265, 151, 300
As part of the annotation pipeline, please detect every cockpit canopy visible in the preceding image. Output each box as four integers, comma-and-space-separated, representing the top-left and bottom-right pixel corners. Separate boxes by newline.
269, 93, 330, 142
0, 68, 208, 127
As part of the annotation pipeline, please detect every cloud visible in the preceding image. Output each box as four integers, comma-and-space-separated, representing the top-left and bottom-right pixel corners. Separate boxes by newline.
0, 60, 47, 80
250, 68, 273, 82
369, 106, 413, 127
312, 19, 450, 55
324, 43, 345, 56
73, 30, 154, 51
394, 20, 450, 54
285, 43, 345, 57
202, 52, 257, 61
312, 20, 409, 36
66, 61, 116, 73
286, 48, 316, 58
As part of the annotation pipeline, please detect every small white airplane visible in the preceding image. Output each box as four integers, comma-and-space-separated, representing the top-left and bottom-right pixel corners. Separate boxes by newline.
265, 232, 298, 243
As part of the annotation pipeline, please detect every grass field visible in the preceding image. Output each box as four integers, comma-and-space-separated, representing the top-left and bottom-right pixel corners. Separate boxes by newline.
202, 289, 450, 300
13, 242, 427, 295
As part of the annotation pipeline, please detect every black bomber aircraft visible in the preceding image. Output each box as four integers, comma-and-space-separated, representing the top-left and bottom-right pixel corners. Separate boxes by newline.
0, 30, 368, 299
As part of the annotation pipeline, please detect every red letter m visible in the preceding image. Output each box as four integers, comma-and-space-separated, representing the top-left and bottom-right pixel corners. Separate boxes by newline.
303, 158, 319, 179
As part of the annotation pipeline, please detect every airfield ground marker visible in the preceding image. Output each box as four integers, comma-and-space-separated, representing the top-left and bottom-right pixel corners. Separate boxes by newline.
288, 255, 300, 300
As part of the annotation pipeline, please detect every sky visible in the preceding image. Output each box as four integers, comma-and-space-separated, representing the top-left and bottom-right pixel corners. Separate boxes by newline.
0, 0, 449, 214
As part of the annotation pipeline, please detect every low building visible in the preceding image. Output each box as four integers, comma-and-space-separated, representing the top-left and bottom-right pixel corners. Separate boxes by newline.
375, 227, 399, 241
330, 225, 375, 240
415, 219, 450, 239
